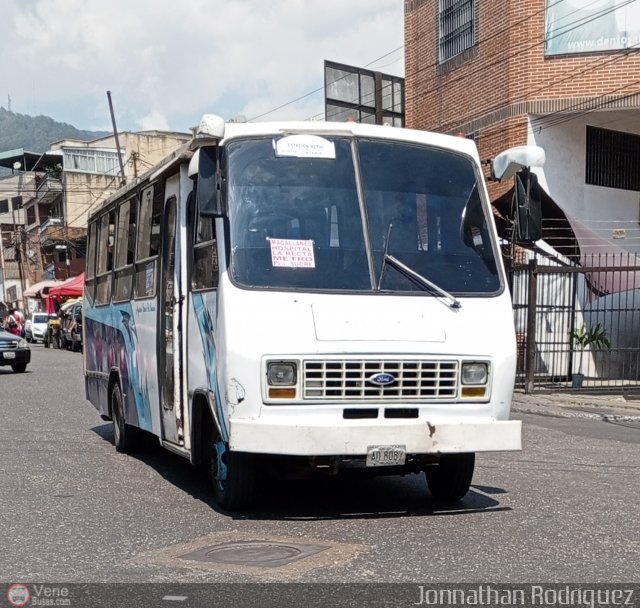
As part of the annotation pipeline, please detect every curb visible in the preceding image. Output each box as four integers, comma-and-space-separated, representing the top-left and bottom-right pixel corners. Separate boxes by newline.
512, 403, 640, 423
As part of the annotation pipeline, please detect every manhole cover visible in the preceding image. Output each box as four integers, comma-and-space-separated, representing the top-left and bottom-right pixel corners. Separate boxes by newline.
179, 540, 329, 568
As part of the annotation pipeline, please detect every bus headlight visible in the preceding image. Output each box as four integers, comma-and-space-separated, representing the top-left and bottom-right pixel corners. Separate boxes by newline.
461, 362, 488, 385
267, 362, 297, 386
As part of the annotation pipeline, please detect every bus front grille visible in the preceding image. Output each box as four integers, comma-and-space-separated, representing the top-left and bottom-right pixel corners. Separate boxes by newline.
302, 359, 459, 401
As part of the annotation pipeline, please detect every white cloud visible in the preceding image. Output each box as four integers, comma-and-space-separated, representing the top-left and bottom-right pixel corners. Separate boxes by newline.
137, 110, 170, 132
0, 0, 404, 132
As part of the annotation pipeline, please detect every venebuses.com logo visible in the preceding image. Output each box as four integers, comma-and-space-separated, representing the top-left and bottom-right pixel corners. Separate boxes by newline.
7, 584, 31, 607
5, 583, 71, 607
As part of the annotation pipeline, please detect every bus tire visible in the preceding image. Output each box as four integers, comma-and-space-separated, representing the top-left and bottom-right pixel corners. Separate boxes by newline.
424, 453, 475, 502
210, 442, 255, 511
111, 383, 141, 454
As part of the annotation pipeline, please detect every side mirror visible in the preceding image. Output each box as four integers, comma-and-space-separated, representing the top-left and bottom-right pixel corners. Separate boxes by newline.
491, 145, 545, 181
492, 146, 545, 244
512, 169, 542, 243
189, 147, 222, 217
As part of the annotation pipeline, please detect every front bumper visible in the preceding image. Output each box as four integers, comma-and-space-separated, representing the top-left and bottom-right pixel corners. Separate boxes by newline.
0, 349, 31, 366
229, 417, 522, 455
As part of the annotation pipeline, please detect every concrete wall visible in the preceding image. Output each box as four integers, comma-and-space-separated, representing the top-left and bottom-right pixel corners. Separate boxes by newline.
531, 111, 640, 254
65, 172, 117, 229
60, 131, 191, 229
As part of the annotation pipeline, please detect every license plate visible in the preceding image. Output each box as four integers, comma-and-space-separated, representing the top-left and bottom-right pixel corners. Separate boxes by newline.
366, 445, 406, 467
2, 352, 16, 359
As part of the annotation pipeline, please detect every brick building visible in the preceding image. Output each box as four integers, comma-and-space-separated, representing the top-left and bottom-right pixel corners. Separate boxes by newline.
405, 0, 640, 257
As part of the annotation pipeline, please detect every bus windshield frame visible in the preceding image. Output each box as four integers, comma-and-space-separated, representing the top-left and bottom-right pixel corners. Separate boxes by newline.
226, 135, 503, 296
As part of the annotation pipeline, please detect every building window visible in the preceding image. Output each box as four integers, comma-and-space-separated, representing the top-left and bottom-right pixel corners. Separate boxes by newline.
586, 126, 640, 192
324, 60, 405, 127
62, 148, 123, 176
0, 200, 9, 214
26, 205, 37, 226
439, 0, 475, 63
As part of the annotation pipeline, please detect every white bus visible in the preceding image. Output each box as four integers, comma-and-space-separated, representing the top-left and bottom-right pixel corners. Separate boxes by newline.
84, 115, 530, 510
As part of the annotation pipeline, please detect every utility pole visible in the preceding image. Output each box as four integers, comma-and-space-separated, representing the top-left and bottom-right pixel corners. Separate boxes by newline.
65, 225, 70, 278
131, 151, 139, 179
0, 226, 6, 303
11, 207, 26, 308
12, 169, 28, 308
107, 91, 127, 187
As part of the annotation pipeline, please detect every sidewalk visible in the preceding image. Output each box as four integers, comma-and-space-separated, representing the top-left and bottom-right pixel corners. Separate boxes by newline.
511, 390, 640, 422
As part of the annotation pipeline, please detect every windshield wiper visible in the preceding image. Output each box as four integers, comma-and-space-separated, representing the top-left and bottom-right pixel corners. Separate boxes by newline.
383, 254, 461, 309
377, 225, 461, 308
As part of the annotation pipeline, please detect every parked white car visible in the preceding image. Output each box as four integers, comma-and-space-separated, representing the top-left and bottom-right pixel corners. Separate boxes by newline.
25, 312, 50, 343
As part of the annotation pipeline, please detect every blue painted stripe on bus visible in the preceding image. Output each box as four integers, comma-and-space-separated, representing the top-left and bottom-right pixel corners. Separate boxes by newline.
192, 293, 228, 441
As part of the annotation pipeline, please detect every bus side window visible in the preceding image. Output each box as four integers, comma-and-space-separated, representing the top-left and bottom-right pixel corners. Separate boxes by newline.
95, 211, 115, 306
135, 182, 163, 298
113, 197, 136, 302
85, 220, 98, 302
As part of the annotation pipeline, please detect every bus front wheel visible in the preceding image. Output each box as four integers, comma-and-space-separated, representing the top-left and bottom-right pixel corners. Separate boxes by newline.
111, 383, 142, 454
210, 439, 255, 511
424, 453, 475, 502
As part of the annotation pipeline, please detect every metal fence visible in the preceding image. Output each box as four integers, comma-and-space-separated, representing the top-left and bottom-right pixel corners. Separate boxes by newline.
510, 251, 640, 393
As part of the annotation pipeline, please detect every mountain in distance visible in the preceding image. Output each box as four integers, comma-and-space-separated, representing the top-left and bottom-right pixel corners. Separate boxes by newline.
0, 107, 110, 154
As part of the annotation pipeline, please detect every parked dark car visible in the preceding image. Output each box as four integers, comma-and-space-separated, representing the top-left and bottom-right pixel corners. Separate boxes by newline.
0, 328, 30, 373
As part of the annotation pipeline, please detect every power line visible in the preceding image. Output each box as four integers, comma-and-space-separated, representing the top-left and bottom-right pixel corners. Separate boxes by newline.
299, 0, 576, 124
245, 45, 404, 122
306, 78, 400, 122
403, 0, 591, 100
406, 0, 639, 116
435, 43, 640, 135
306, 0, 625, 125
533, 83, 640, 132
310, 10, 639, 126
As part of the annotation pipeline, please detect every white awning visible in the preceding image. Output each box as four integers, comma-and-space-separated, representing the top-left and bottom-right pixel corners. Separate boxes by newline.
23, 280, 63, 298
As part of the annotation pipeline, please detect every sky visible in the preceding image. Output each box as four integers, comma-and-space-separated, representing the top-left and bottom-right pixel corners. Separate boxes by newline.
0, 0, 404, 134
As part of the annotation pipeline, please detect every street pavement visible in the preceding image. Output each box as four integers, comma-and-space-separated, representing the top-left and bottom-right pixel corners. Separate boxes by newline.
1, 344, 639, 586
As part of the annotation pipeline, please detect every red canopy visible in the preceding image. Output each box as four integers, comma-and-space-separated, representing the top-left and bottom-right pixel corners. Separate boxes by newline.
48, 273, 85, 298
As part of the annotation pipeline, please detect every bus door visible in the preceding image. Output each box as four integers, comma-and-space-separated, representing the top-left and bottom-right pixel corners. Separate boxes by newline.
159, 175, 183, 444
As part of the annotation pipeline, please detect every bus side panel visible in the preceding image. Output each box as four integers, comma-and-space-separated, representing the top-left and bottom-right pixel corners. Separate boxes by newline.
85, 374, 109, 419
84, 306, 116, 419
129, 299, 162, 436
84, 302, 159, 435
187, 291, 228, 442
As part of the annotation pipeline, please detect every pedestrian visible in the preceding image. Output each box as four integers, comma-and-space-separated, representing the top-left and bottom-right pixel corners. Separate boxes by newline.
3, 309, 21, 336
13, 309, 25, 338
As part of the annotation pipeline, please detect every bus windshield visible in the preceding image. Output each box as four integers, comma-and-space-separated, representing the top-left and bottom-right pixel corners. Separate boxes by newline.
227, 136, 501, 294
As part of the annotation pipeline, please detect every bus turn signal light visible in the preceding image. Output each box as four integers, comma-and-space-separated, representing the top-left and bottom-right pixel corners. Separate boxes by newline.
268, 388, 296, 399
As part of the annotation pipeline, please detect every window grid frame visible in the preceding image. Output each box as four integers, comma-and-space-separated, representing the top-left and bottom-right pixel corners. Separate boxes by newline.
438, 0, 476, 64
